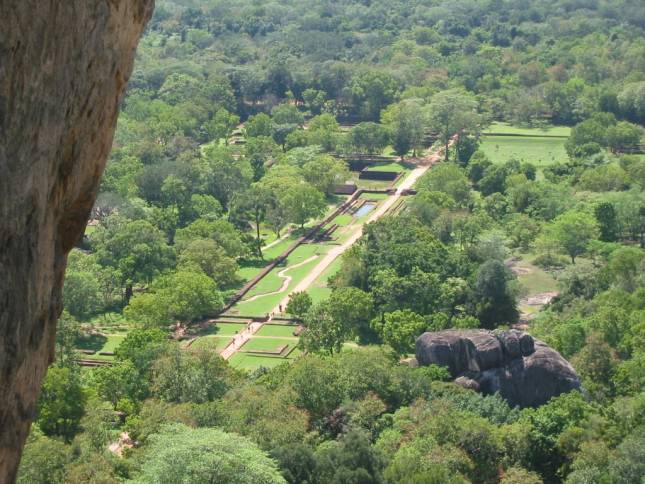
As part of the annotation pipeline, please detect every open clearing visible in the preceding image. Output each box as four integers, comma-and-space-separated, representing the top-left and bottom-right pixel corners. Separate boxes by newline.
480, 135, 568, 167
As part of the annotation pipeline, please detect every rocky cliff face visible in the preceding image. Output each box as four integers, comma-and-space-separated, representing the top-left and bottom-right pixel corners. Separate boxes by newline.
0, 2, 153, 481
415, 329, 581, 408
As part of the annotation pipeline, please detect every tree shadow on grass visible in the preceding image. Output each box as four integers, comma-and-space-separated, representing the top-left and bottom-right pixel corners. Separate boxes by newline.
76, 334, 107, 352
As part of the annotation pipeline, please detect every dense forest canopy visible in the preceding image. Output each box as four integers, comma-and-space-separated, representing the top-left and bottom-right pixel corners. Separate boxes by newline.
18, 0, 645, 483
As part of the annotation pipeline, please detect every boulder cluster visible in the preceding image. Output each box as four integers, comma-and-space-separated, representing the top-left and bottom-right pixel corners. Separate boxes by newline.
415, 329, 581, 408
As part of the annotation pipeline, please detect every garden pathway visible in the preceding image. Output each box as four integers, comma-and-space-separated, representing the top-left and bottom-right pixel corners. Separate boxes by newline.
221, 140, 452, 361
271, 144, 449, 315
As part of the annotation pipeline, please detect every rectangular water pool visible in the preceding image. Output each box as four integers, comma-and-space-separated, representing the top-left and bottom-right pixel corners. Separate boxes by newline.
355, 203, 376, 217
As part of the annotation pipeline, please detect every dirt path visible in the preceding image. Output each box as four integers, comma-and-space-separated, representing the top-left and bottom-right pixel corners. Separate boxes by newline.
239, 255, 319, 303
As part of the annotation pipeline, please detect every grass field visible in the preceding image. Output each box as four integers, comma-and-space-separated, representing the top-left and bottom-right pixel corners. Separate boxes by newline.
307, 256, 343, 303
368, 161, 410, 172
360, 192, 390, 200
331, 213, 353, 226
516, 260, 558, 295
480, 135, 568, 167
204, 322, 247, 336
484, 122, 571, 137
78, 334, 125, 360
255, 324, 300, 338
234, 244, 327, 315
242, 243, 328, 298
228, 353, 290, 370
190, 335, 232, 351
241, 337, 294, 352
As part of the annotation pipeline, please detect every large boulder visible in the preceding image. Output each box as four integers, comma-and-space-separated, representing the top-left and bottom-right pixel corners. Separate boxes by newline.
415, 329, 581, 408
0, 1, 153, 481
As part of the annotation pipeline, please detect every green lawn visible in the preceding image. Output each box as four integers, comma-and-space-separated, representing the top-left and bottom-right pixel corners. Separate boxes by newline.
204, 322, 247, 336
190, 335, 232, 351
228, 353, 290, 370
77, 334, 125, 360
241, 337, 294, 352
360, 192, 390, 200
516, 259, 558, 295
242, 243, 327, 299
480, 135, 568, 167
234, 244, 327, 315
368, 161, 411, 172
255, 324, 300, 338
484, 122, 571, 137
307, 256, 343, 304
331, 213, 353, 226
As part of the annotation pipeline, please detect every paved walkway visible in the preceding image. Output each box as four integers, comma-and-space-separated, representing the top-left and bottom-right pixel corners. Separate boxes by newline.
219, 321, 264, 359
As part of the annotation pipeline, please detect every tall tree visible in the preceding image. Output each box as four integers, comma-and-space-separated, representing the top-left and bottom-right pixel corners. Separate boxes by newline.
427, 90, 481, 161
281, 183, 326, 228
382, 98, 427, 158
549, 210, 600, 263
93, 218, 175, 304
134, 424, 285, 483
230, 185, 275, 258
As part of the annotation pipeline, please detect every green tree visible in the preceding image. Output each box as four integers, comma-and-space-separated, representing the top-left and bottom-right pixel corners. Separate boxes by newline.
286, 291, 312, 320
607, 246, 644, 293
93, 217, 174, 303
133, 424, 285, 484
178, 238, 239, 288
62, 269, 102, 320
55, 311, 80, 367
300, 302, 349, 355
245, 112, 273, 138
427, 90, 481, 161
595, 202, 619, 242
327, 287, 375, 341
349, 122, 390, 154
231, 185, 275, 257
245, 136, 280, 181
201, 146, 253, 208
382, 98, 427, 157
549, 210, 600, 263
474, 260, 518, 328
17, 431, 69, 484
204, 108, 240, 145
350, 70, 399, 121
306, 113, 341, 152
281, 182, 326, 228
174, 217, 246, 257
36, 366, 86, 442
606, 121, 642, 153
418, 163, 471, 207
372, 310, 427, 356
302, 155, 350, 196
152, 346, 234, 404
302, 88, 326, 115
125, 270, 223, 327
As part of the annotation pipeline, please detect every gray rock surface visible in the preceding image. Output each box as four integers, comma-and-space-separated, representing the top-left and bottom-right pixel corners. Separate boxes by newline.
416, 329, 581, 408
0, 2, 153, 481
